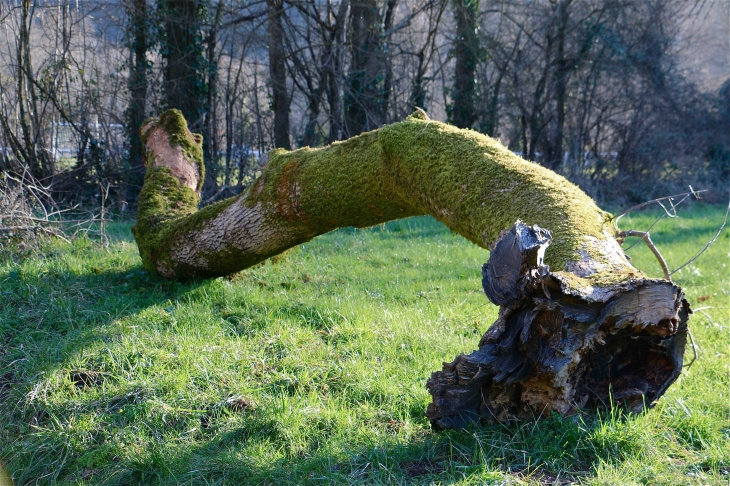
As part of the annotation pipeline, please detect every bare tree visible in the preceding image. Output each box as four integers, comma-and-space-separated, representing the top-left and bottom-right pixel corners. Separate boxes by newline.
0, 0, 55, 180
0, 0, 724, 209
449, 0, 480, 128
125, 0, 150, 197
267, 0, 292, 149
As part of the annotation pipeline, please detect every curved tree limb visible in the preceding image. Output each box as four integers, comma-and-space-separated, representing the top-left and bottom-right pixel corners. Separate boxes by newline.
618, 230, 671, 279
134, 109, 633, 281
133, 109, 689, 427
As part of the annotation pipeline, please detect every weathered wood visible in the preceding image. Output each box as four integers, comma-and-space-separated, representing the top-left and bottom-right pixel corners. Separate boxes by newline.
426, 222, 689, 428
133, 110, 690, 428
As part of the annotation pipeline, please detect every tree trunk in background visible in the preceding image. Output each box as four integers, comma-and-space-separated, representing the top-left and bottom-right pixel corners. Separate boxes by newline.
409, 50, 428, 111
132, 109, 690, 426
324, 0, 349, 143
381, 0, 398, 121
159, 0, 207, 130
548, 0, 572, 170
202, 0, 223, 195
299, 85, 322, 148
125, 0, 149, 198
528, 53, 551, 161
449, 0, 479, 129
267, 0, 291, 150
481, 75, 501, 137
345, 0, 383, 136
15, 0, 54, 180
408, 0, 446, 113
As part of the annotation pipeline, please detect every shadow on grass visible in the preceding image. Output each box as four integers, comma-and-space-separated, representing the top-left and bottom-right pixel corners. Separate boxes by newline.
165, 408, 636, 485
0, 256, 625, 485
0, 247, 210, 484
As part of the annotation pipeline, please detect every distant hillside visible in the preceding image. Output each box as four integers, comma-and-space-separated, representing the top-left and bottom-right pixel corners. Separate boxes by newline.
680, 0, 729, 91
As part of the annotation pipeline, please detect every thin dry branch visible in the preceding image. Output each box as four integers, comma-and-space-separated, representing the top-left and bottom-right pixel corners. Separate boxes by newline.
669, 198, 730, 277
1, 169, 109, 250
612, 188, 707, 222
619, 230, 671, 279
623, 193, 691, 252
0, 225, 71, 243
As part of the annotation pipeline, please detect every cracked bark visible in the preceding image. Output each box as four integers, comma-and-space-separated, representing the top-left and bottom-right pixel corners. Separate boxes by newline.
133, 109, 689, 427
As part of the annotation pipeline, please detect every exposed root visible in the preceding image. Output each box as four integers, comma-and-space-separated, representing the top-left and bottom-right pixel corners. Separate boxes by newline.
426, 222, 689, 429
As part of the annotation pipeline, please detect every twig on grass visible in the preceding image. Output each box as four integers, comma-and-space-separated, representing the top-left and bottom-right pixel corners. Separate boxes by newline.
684, 326, 698, 369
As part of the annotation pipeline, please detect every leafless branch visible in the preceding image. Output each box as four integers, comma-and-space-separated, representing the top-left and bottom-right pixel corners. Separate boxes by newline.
618, 230, 671, 279
669, 198, 730, 277
0, 225, 70, 243
622, 193, 692, 252
612, 188, 707, 223
1, 169, 108, 251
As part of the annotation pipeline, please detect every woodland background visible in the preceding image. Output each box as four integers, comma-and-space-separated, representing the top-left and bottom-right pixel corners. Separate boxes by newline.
0, 0, 728, 210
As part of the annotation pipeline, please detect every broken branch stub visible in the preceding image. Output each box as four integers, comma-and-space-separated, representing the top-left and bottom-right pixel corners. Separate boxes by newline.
426, 222, 689, 429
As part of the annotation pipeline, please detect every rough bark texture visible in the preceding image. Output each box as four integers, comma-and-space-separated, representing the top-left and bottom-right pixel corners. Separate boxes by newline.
426, 221, 689, 428
133, 109, 689, 426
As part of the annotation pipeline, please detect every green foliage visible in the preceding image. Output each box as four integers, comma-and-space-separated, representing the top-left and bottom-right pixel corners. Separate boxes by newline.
1, 206, 728, 485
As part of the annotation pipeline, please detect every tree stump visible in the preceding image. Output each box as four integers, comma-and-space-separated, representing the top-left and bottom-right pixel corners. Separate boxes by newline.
426, 222, 689, 428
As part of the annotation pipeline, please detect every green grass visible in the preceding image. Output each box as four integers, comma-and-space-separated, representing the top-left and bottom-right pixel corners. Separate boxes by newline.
0, 204, 728, 485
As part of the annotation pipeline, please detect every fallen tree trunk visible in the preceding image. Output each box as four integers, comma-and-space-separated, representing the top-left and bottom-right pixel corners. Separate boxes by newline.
133, 109, 689, 427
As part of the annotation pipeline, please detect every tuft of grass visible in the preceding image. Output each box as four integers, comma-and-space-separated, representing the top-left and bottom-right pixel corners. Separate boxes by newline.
0, 204, 728, 485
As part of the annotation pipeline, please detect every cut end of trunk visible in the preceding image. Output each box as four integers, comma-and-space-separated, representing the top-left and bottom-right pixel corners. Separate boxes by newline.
141, 109, 204, 193
426, 222, 689, 429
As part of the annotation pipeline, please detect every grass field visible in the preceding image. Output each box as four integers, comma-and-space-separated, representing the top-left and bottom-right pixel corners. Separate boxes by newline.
0, 203, 728, 485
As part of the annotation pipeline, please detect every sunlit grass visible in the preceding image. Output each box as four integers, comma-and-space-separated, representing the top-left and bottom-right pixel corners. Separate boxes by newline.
0, 204, 728, 485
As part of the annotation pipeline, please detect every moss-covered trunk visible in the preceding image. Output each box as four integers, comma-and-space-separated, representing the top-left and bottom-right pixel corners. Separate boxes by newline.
133, 109, 689, 426
135, 109, 626, 280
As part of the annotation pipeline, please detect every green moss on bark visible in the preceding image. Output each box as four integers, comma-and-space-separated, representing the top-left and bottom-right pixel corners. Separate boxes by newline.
133, 109, 209, 275
378, 114, 618, 269
133, 109, 637, 282
141, 109, 205, 192
248, 130, 418, 231
134, 186, 237, 276
132, 166, 198, 273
